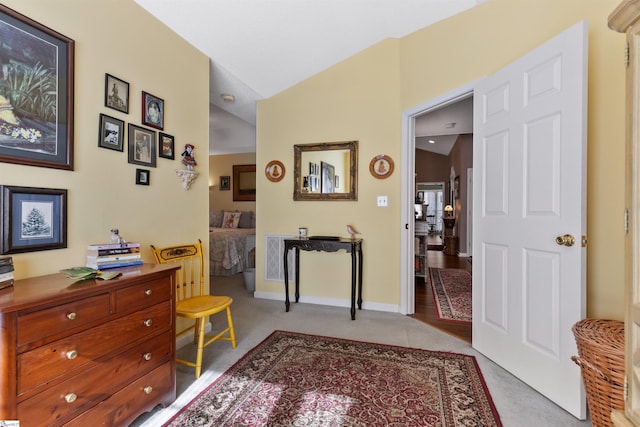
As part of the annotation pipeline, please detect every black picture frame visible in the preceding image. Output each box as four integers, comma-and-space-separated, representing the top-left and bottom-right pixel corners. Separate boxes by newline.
98, 113, 124, 152
158, 132, 174, 159
0, 185, 67, 254
128, 124, 156, 167
104, 73, 129, 114
0, 4, 74, 170
220, 176, 230, 190
135, 168, 150, 186
142, 91, 164, 130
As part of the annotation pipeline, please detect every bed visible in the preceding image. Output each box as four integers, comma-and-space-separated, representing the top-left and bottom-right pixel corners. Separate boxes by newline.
209, 210, 256, 276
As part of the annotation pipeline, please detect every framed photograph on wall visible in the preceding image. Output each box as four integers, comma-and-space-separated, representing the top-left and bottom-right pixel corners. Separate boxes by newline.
104, 73, 129, 114
0, 185, 67, 254
98, 113, 124, 151
0, 4, 75, 170
141, 91, 164, 130
128, 124, 156, 167
135, 169, 150, 185
158, 132, 174, 159
220, 176, 230, 190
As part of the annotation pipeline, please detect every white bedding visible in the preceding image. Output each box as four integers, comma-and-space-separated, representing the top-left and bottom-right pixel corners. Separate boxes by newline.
209, 227, 256, 276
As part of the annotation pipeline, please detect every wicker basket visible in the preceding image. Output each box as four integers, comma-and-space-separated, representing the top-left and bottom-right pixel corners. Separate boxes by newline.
571, 318, 625, 427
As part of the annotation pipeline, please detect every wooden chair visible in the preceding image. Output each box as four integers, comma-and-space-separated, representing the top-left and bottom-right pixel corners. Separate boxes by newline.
150, 239, 236, 378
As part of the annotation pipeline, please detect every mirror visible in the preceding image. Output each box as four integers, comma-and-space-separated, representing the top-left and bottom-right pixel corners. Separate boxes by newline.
294, 141, 358, 201
233, 164, 256, 201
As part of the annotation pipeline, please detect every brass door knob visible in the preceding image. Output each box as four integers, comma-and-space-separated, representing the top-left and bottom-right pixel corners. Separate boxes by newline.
555, 234, 575, 247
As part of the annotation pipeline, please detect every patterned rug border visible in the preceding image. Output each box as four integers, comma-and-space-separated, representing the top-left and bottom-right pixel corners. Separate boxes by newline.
429, 267, 472, 323
163, 330, 501, 427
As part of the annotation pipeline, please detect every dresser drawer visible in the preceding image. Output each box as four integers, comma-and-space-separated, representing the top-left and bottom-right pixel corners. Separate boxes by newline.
115, 275, 172, 313
63, 362, 174, 427
17, 334, 172, 427
17, 300, 171, 395
17, 293, 111, 346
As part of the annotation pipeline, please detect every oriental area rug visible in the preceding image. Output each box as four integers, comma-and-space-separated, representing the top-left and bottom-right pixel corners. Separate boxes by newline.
429, 267, 473, 323
163, 331, 501, 427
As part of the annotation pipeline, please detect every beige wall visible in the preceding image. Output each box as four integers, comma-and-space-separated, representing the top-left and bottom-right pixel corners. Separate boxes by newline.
256, 0, 625, 320
1, 1, 210, 282
208, 153, 257, 212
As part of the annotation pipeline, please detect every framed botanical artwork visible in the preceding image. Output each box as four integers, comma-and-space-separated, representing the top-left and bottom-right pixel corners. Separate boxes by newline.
98, 113, 124, 151
0, 4, 74, 170
369, 154, 394, 179
0, 185, 67, 254
104, 73, 129, 114
265, 160, 285, 182
158, 132, 174, 159
220, 175, 230, 190
128, 124, 156, 167
141, 91, 164, 130
135, 169, 150, 186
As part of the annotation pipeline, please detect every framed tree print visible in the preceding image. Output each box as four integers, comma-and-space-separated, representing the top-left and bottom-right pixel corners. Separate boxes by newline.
0, 185, 67, 254
0, 4, 75, 170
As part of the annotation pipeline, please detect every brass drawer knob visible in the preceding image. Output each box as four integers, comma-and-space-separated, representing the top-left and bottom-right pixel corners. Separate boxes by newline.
143, 319, 153, 327
66, 312, 77, 320
143, 386, 153, 394
144, 289, 152, 296
65, 393, 77, 403
143, 352, 152, 361
66, 350, 78, 360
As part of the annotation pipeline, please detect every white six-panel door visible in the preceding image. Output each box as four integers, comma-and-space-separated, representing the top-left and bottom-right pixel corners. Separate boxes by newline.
472, 21, 588, 418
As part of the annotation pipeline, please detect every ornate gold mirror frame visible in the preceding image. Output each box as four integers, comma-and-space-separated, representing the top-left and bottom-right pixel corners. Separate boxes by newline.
293, 141, 358, 201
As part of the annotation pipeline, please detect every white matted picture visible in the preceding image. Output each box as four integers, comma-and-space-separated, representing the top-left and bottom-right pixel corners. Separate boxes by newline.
98, 113, 124, 151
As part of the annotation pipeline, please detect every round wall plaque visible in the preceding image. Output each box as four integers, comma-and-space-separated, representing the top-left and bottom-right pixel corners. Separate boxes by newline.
265, 160, 285, 182
369, 154, 394, 179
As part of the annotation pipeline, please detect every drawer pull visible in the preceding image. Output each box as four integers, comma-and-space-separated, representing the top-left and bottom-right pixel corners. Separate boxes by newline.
66, 312, 77, 320
66, 350, 78, 360
145, 289, 153, 296
65, 393, 77, 403
144, 319, 153, 327
143, 352, 152, 361
143, 386, 153, 394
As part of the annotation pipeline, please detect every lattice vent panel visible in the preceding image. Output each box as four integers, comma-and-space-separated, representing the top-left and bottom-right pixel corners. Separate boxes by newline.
264, 234, 295, 282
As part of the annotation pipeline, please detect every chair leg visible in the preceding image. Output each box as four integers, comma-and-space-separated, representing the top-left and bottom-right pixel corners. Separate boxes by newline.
193, 318, 201, 345
226, 306, 237, 348
194, 316, 206, 379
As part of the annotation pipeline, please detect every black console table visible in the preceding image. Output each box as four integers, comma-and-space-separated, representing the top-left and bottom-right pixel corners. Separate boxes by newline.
283, 237, 363, 320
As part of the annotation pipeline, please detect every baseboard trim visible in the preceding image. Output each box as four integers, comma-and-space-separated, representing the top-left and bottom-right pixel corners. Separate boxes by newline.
254, 291, 398, 313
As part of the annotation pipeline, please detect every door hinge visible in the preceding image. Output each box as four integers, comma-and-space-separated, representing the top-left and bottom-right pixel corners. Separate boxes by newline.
624, 375, 628, 401
625, 208, 630, 234
626, 42, 630, 67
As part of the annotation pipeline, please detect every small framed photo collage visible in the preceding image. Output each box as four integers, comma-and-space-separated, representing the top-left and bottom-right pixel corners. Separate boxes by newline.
101, 73, 175, 185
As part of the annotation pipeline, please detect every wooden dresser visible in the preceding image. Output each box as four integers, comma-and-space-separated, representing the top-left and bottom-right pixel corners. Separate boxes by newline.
0, 263, 179, 426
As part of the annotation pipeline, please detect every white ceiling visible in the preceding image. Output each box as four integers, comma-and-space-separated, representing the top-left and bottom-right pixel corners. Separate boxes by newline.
134, 0, 483, 154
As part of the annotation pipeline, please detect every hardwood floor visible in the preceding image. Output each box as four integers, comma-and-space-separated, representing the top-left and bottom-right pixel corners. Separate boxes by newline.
413, 235, 472, 343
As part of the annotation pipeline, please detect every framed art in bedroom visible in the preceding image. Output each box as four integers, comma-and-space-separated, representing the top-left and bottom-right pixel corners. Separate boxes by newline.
0, 4, 75, 170
0, 185, 67, 254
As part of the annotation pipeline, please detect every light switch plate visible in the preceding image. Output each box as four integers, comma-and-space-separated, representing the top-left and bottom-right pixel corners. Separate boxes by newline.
377, 195, 388, 207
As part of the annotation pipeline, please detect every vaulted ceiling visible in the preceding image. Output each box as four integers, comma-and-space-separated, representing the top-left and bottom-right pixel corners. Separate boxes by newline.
134, 0, 484, 154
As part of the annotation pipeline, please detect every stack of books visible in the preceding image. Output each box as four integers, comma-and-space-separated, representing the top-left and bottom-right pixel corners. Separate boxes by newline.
86, 242, 143, 269
0, 256, 14, 290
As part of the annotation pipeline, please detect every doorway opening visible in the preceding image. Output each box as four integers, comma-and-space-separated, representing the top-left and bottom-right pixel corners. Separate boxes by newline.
400, 82, 475, 341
